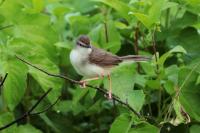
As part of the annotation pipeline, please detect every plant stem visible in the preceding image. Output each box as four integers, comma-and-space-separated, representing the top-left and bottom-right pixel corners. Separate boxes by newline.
134, 22, 141, 73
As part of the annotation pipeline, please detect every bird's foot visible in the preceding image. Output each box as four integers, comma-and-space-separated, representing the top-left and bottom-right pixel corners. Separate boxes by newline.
104, 90, 112, 100
79, 80, 87, 88
108, 90, 112, 100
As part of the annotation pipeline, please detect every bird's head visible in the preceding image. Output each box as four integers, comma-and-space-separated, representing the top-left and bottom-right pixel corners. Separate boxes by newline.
76, 35, 91, 48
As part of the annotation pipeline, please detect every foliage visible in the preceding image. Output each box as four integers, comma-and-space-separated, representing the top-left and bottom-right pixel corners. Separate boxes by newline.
0, 0, 200, 132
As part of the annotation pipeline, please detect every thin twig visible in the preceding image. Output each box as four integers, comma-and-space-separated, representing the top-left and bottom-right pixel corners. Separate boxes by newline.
0, 25, 14, 31
104, 22, 109, 43
16, 55, 142, 118
28, 88, 52, 113
0, 88, 57, 131
0, 73, 8, 88
30, 96, 61, 116
16, 55, 79, 84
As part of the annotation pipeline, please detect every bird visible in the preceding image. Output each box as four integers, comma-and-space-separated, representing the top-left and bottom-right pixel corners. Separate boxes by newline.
70, 35, 150, 99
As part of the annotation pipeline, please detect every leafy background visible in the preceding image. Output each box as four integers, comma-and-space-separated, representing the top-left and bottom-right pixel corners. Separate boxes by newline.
0, 0, 200, 132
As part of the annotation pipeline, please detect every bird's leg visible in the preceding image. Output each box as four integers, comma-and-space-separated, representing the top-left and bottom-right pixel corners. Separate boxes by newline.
79, 72, 105, 88
108, 73, 112, 99
79, 77, 100, 88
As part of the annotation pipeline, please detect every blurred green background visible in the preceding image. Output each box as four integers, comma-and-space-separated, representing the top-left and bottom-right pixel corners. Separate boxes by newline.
0, 0, 200, 132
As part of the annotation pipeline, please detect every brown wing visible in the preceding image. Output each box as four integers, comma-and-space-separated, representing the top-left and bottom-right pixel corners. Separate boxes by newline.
89, 47, 122, 67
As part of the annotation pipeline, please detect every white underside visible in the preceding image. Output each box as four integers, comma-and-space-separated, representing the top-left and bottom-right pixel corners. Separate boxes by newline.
70, 46, 110, 78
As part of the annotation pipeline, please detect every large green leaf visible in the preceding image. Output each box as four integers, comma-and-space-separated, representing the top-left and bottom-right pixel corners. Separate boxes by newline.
148, 0, 164, 24
129, 122, 159, 133
129, 13, 153, 29
92, 0, 132, 21
109, 113, 133, 133
0, 112, 16, 133
3, 60, 28, 110
16, 124, 42, 133
190, 125, 200, 133
166, 27, 200, 58
158, 45, 186, 68
9, 38, 63, 103
104, 63, 145, 112
179, 67, 200, 121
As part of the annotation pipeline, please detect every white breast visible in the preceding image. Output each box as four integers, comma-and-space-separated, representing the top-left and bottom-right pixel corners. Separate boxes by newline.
70, 46, 109, 77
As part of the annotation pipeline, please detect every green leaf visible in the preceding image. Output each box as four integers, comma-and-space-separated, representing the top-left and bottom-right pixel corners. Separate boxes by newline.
92, 0, 132, 21
68, 15, 92, 36
166, 27, 200, 59
109, 113, 133, 133
146, 79, 161, 90
3, 60, 28, 110
9, 38, 63, 104
158, 45, 186, 67
164, 65, 179, 95
17, 124, 42, 133
129, 122, 159, 133
129, 90, 145, 112
129, 12, 153, 29
32, 0, 44, 13
29, 58, 63, 103
140, 62, 156, 77
89, 20, 121, 54
148, 0, 164, 24
173, 99, 185, 123
0, 112, 16, 133
104, 63, 145, 112
162, 2, 178, 10
190, 125, 200, 133
179, 67, 200, 121
72, 88, 89, 104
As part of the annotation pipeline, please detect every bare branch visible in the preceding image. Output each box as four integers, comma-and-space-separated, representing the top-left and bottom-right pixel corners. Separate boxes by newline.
0, 88, 57, 131
0, 25, 14, 31
0, 73, 8, 88
16, 55, 142, 118
30, 96, 61, 116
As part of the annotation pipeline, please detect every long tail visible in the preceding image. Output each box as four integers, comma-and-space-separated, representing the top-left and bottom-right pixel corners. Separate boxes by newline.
119, 55, 151, 62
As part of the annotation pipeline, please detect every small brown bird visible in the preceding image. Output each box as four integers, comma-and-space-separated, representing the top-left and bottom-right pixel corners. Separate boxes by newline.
70, 35, 150, 99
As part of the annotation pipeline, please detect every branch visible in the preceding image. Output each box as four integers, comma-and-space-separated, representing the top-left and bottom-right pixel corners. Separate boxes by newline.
30, 96, 61, 116
0, 25, 14, 31
0, 73, 8, 88
16, 55, 142, 118
0, 88, 60, 131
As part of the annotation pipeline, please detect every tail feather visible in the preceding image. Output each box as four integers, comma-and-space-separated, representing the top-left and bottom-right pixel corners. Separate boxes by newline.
119, 55, 151, 62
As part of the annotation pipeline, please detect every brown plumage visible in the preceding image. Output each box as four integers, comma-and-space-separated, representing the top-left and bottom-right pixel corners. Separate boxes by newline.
89, 47, 122, 67
89, 46, 151, 67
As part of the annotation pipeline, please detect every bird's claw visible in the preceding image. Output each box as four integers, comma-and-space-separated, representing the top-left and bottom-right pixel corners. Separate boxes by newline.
79, 81, 86, 88
108, 90, 112, 100
104, 90, 112, 100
